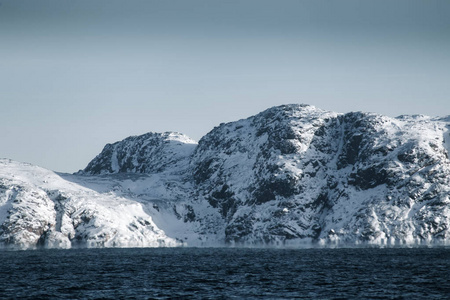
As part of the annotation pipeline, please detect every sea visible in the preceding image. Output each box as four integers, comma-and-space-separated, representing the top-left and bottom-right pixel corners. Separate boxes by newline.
1, 247, 449, 299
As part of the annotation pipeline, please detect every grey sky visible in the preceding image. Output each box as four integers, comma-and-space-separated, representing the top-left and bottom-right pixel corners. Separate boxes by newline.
1, 0, 449, 172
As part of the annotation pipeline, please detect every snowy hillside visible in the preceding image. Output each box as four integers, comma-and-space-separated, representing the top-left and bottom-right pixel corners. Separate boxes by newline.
0, 160, 182, 249
1, 104, 450, 249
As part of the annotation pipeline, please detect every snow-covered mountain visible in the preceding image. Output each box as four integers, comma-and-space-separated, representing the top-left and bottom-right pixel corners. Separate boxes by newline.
82, 131, 197, 175
192, 105, 450, 245
1, 104, 449, 249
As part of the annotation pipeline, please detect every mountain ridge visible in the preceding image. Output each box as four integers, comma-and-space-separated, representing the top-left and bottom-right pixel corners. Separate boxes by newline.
82, 131, 197, 175
1, 104, 449, 249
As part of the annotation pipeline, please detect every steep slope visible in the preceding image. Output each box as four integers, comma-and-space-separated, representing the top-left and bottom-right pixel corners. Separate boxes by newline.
190, 104, 340, 243
191, 104, 450, 245
82, 132, 197, 175
320, 112, 450, 245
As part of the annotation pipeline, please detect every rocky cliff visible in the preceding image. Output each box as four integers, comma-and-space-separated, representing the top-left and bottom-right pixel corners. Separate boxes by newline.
82, 132, 197, 175
191, 105, 450, 245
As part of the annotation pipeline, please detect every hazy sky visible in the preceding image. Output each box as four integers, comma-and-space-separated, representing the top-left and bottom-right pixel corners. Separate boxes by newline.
1, 0, 449, 172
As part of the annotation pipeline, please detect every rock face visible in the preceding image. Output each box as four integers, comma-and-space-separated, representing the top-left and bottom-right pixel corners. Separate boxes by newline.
192, 105, 450, 245
191, 105, 341, 243
1, 104, 450, 249
83, 132, 197, 175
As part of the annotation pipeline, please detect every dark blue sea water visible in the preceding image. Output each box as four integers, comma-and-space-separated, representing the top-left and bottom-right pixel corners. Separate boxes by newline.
1, 247, 449, 299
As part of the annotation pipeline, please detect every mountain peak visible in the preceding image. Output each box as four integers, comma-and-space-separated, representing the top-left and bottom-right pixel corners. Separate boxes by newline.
82, 131, 197, 175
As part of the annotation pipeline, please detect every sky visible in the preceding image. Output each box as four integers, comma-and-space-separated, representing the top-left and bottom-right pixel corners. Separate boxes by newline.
0, 0, 449, 173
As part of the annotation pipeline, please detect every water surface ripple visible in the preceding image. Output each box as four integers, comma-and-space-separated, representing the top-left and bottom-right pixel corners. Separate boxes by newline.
1, 247, 449, 299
